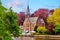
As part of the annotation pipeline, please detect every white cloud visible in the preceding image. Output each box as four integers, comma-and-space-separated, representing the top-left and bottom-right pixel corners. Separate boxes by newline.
7, 0, 27, 13
8, 0, 20, 7
8, 0, 27, 7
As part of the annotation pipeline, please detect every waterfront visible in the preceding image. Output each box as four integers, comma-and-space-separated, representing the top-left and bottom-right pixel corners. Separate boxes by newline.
14, 35, 60, 40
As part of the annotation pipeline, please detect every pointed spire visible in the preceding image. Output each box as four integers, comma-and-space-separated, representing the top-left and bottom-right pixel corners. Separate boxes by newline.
25, 5, 30, 18
25, 0, 30, 18
26, 5, 30, 14
26, 0, 30, 14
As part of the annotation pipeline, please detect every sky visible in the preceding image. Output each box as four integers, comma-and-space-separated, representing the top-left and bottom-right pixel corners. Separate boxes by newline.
1, 0, 60, 13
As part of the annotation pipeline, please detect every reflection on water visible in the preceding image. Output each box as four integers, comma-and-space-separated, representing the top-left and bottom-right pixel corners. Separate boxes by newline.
14, 37, 60, 40
14, 35, 60, 40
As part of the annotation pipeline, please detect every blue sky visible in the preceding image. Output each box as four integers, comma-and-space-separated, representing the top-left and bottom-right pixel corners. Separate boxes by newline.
1, 0, 60, 13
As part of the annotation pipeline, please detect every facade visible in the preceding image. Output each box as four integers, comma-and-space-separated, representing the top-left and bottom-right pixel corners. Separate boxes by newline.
36, 17, 45, 26
23, 17, 38, 33
23, 5, 45, 33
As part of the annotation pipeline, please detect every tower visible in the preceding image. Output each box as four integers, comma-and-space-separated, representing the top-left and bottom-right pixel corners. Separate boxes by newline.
25, 5, 30, 18
23, 5, 31, 34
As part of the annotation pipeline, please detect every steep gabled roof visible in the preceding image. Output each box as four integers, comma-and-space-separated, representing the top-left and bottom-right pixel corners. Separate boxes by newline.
29, 17, 38, 24
23, 17, 38, 25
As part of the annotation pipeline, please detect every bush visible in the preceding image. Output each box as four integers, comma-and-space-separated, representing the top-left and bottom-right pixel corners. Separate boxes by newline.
53, 22, 60, 35
37, 26, 48, 34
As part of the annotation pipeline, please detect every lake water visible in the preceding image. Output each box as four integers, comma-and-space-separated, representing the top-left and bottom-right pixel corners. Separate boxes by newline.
13, 35, 60, 40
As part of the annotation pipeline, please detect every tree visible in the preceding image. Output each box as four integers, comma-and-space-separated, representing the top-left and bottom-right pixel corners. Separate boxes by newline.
47, 8, 60, 34
5, 7, 22, 37
17, 12, 25, 26
0, 0, 11, 40
0, 0, 21, 40
33, 9, 49, 27
47, 8, 60, 24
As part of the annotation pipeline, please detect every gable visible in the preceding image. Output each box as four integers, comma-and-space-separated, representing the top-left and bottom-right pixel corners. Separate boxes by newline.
29, 17, 38, 24
23, 18, 30, 25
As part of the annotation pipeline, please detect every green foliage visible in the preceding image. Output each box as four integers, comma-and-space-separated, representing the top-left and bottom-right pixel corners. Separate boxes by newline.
0, 0, 22, 40
5, 8, 22, 37
53, 22, 60, 34
37, 27, 48, 34
47, 8, 60, 35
